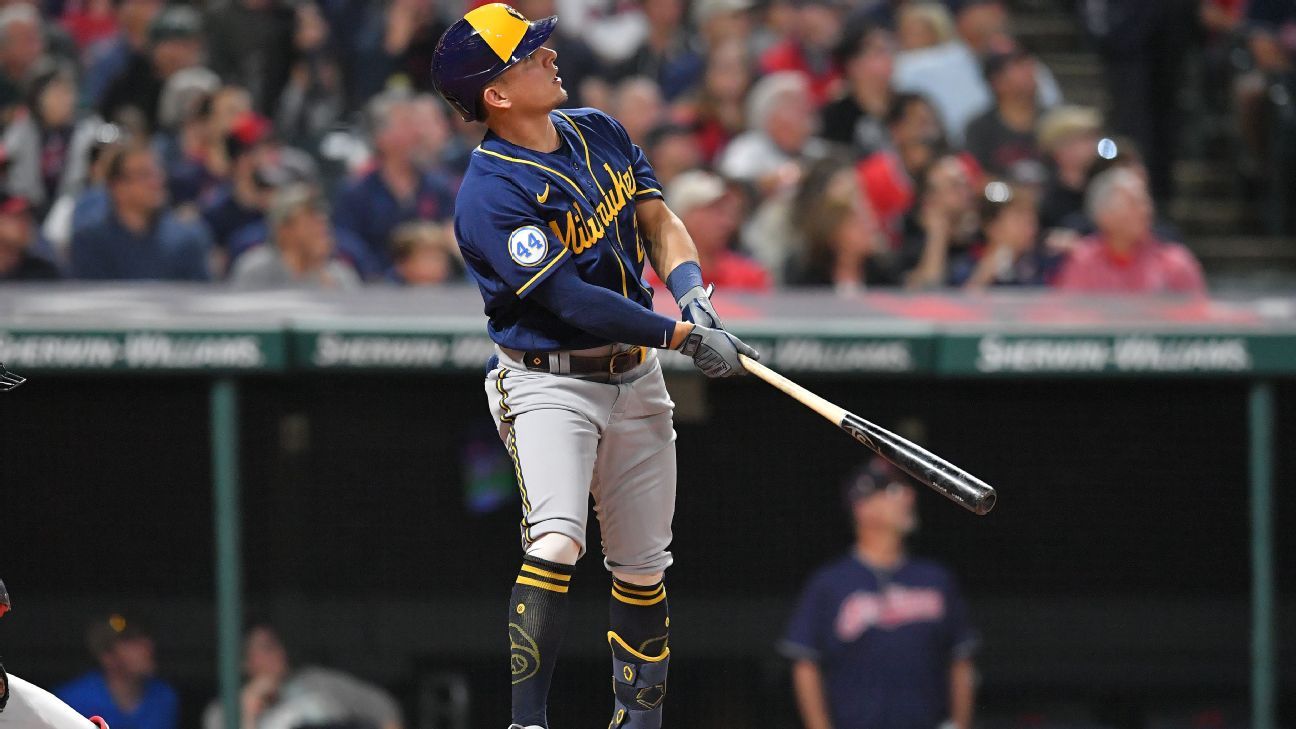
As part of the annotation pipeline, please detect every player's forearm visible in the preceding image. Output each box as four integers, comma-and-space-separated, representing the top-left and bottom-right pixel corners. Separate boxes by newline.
791, 660, 834, 729
949, 658, 975, 729
638, 200, 699, 285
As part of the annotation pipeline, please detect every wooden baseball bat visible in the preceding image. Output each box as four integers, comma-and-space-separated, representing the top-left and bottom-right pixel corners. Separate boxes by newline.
738, 354, 997, 515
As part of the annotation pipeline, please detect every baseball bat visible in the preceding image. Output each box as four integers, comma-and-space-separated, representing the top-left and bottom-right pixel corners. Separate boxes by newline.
738, 354, 996, 515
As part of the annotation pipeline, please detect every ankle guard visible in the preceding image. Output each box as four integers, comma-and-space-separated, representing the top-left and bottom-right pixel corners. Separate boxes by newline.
607, 631, 669, 728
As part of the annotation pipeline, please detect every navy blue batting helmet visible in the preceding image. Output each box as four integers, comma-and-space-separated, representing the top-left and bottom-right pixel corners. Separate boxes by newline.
432, 3, 558, 123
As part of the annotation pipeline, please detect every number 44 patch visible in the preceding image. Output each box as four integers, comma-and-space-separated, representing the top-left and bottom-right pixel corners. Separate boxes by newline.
509, 225, 548, 267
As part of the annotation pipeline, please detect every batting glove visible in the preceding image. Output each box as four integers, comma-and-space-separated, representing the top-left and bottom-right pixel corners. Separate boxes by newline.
677, 324, 759, 378
678, 284, 723, 330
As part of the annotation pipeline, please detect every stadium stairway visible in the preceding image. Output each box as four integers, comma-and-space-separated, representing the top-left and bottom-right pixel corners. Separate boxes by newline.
1009, 0, 1296, 287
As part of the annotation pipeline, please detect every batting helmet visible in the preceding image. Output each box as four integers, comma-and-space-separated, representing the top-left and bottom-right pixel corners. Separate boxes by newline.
432, 3, 558, 123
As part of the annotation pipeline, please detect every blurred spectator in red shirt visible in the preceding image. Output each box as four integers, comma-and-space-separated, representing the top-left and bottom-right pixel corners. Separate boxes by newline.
658, 170, 770, 292
820, 21, 896, 156
786, 158, 885, 292
718, 71, 824, 194
758, 0, 845, 106
0, 193, 59, 280
856, 93, 945, 235
61, 0, 119, 53
677, 39, 752, 163
964, 47, 1044, 177
1056, 168, 1205, 294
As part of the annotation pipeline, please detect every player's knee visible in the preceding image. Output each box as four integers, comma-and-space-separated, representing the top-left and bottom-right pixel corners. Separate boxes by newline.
611, 570, 663, 586
525, 533, 581, 565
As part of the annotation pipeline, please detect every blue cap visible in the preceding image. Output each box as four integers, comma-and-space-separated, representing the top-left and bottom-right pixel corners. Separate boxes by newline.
432, 3, 558, 122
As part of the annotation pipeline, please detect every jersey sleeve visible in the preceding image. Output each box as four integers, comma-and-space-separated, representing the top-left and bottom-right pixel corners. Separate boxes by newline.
455, 177, 571, 298
779, 572, 830, 662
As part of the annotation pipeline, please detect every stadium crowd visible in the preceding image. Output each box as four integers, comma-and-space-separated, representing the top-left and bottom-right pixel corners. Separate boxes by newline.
0, 0, 1290, 295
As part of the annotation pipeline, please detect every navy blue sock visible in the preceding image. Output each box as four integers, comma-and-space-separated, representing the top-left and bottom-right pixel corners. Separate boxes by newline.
609, 577, 669, 657
510, 556, 574, 728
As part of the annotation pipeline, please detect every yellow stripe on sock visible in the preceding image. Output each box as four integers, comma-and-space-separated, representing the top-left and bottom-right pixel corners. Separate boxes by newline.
613, 582, 664, 597
612, 588, 666, 606
521, 564, 572, 582
516, 576, 569, 593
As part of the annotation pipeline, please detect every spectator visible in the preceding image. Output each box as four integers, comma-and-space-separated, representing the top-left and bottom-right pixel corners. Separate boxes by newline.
957, 181, 1056, 288
60, 0, 119, 53
660, 170, 770, 291
821, 21, 896, 155
786, 158, 886, 291
607, 76, 663, 148
902, 153, 981, 289
0, 4, 48, 109
332, 91, 455, 277
607, 0, 703, 101
201, 111, 276, 251
856, 93, 945, 234
759, 0, 845, 106
676, 39, 752, 164
694, 0, 756, 49
43, 123, 124, 261
3, 63, 103, 215
893, 2, 1060, 145
69, 142, 211, 280
0, 193, 59, 280
1080, 0, 1194, 202
643, 123, 702, 190
387, 220, 459, 285
718, 71, 823, 193
273, 2, 345, 149
55, 614, 179, 729
204, 0, 297, 116
781, 458, 977, 729
229, 184, 359, 290
156, 70, 225, 206
351, 0, 449, 103
1236, 0, 1296, 234
79, 0, 162, 110
98, 5, 205, 134
1036, 105, 1103, 229
201, 622, 402, 729
964, 47, 1045, 178
1055, 167, 1206, 293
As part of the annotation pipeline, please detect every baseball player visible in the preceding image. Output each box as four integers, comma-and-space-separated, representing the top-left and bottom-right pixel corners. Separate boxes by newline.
780, 460, 977, 729
431, 5, 759, 728
0, 579, 111, 729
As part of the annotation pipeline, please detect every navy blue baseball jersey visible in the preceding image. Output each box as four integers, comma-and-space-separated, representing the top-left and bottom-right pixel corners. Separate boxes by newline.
454, 107, 665, 351
780, 554, 976, 729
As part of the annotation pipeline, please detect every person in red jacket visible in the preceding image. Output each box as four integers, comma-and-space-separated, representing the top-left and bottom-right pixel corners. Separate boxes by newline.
1055, 168, 1205, 294
758, 0, 846, 106
647, 170, 770, 292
